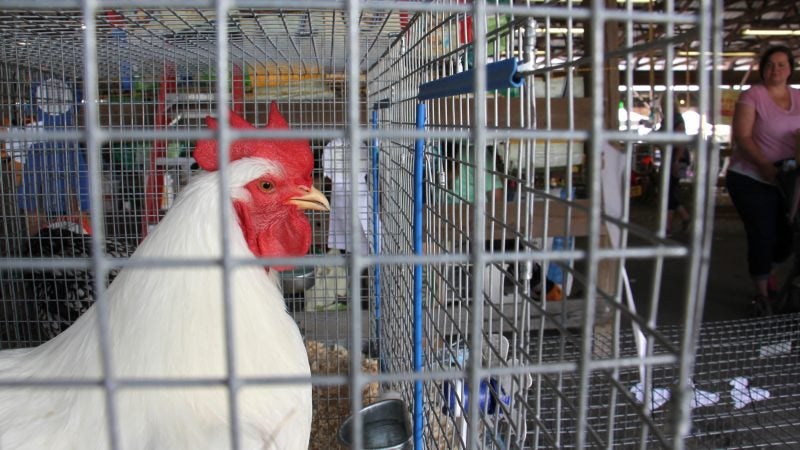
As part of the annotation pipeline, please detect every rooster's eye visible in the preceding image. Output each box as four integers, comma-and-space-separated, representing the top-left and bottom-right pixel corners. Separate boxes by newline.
259, 181, 273, 192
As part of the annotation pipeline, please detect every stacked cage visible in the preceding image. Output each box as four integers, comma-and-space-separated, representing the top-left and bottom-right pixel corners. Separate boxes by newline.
0, 2, 798, 450
371, 3, 717, 449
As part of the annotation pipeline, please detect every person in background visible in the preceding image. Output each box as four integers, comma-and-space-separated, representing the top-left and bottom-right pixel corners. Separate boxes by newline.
660, 99, 691, 236
1, 115, 26, 188
443, 140, 504, 206
321, 137, 376, 309
728, 45, 800, 310
322, 137, 372, 253
441, 141, 562, 301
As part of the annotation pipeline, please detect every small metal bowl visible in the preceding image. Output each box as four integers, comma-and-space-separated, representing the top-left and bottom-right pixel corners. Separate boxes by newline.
280, 266, 316, 294
339, 399, 413, 450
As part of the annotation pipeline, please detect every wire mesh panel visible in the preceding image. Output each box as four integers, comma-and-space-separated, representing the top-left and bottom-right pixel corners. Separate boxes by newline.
369, 1, 726, 449
0, 8, 379, 347
0, 5, 392, 450
0, 1, 795, 450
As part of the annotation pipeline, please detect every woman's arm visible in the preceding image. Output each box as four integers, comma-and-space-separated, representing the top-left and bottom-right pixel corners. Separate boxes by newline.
732, 101, 777, 182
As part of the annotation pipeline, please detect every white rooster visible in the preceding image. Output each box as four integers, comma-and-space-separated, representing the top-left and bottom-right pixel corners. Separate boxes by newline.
0, 102, 329, 450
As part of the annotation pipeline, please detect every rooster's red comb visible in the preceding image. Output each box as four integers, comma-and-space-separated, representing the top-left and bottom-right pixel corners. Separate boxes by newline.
194, 101, 309, 172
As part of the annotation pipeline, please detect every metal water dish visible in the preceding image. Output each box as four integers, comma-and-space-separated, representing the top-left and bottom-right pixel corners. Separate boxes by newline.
280, 266, 315, 295
339, 399, 413, 450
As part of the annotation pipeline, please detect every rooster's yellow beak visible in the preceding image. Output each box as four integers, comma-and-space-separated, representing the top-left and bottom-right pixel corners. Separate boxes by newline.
288, 186, 330, 212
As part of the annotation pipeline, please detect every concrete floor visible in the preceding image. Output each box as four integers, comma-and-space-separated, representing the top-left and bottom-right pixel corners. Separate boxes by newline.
626, 186, 770, 327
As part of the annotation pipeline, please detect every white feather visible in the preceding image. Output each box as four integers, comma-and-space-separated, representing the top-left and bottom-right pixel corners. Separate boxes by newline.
0, 159, 312, 450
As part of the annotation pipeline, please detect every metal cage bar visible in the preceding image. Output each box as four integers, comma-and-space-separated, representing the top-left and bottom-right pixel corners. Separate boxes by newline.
0, 2, 796, 450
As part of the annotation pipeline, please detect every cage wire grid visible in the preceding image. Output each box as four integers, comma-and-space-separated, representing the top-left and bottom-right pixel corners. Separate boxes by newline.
0, 1, 796, 449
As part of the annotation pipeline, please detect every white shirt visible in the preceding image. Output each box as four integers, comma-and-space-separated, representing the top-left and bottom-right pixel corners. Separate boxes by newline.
322, 138, 375, 252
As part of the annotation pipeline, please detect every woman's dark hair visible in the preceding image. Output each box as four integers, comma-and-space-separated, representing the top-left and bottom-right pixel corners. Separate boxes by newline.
759, 45, 795, 81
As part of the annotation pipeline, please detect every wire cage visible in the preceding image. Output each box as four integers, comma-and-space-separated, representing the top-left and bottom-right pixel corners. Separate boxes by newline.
0, 1, 797, 449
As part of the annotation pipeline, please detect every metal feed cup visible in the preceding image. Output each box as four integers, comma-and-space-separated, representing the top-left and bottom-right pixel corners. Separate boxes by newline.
338, 399, 412, 450
279, 266, 316, 294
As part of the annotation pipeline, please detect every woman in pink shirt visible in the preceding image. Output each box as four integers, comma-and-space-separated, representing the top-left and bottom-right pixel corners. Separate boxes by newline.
728, 45, 800, 313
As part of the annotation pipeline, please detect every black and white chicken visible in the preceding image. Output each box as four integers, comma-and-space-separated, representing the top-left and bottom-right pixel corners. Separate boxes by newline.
15, 222, 136, 344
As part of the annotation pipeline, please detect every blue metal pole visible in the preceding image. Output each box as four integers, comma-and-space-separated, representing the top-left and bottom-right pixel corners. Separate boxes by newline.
371, 108, 384, 373
413, 103, 426, 448
417, 58, 524, 101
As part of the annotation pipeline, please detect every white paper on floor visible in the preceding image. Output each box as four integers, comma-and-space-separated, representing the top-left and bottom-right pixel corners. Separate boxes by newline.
691, 386, 720, 409
730, 377, 770, 410
630, 382, 671, 410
